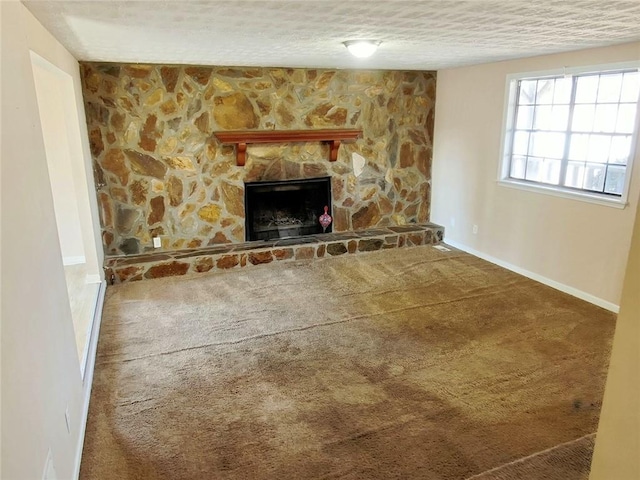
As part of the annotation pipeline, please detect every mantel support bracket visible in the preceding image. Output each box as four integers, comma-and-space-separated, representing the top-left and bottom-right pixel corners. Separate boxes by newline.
329, 140, 341, 162
237, 142, 247, 167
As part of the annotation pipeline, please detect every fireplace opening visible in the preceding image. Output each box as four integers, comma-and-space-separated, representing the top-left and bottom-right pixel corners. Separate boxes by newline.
244, 177, 332, 241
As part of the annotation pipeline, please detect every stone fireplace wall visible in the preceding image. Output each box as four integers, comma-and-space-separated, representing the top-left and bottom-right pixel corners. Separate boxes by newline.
80, 63, 436, 255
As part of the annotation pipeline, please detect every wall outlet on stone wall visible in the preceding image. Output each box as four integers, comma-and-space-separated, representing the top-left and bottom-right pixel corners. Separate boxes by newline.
153, 237, 161, 248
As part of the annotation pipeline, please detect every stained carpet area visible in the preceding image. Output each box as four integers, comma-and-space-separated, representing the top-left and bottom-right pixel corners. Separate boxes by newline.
81, 245, 616, 480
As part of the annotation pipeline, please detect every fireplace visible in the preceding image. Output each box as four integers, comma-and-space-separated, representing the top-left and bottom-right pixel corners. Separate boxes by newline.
244, 177, 332, 241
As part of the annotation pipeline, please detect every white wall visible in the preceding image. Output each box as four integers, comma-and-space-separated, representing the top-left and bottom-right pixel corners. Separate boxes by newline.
590, 187, 640, 478
24, 4, 103, 281
31, 55, 86, 264
432, 42, 640, 307
0, 2, 102, 478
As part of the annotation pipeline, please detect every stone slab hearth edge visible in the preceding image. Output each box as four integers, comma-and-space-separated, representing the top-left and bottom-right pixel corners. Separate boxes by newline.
105, 223, 444, 283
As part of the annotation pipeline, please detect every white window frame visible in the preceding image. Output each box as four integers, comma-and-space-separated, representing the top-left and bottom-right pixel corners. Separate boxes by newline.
498, 61, 640, 209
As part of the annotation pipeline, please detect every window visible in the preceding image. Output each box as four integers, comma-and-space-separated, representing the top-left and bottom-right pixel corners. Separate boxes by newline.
499, 64, 640, 206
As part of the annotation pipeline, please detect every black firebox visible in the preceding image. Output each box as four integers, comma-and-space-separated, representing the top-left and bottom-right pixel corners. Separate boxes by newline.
244, 177, 332, 241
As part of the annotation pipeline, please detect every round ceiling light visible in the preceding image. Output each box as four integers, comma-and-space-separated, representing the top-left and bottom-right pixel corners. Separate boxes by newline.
343, 40, 381, 58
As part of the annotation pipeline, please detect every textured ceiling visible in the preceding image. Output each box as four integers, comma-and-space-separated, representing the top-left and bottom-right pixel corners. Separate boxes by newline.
23, 1, 640, 70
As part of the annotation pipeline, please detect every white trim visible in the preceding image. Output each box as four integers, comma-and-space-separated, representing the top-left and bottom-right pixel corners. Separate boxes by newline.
73, 280, 106, 480
63, 256, 86, 266
444, 239, 620, 313
498, 73, 519, 180
497, 179, 628, 209
498, 61, 640, 208
504, 61, 640, 82
79, 283, 101, 380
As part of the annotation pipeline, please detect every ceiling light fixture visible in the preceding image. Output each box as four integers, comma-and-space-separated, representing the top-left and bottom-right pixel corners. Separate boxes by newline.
343, 40, 381, 58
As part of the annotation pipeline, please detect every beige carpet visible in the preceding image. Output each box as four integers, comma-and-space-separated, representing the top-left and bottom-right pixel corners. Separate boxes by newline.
467, 434, 595, 480
81, 245, 616, 479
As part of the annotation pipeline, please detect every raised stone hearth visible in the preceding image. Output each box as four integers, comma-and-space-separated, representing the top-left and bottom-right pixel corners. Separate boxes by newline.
105, 223, 444, 283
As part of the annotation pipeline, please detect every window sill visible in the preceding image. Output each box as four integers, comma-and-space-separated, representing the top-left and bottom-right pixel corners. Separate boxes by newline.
497, 179, 629, 209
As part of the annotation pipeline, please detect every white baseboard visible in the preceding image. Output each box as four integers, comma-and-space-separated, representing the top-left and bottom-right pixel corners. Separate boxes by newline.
73, 280, 106, 480
78, 283, 101, 379
444, 240, 620, 313
63, 256, 86, 266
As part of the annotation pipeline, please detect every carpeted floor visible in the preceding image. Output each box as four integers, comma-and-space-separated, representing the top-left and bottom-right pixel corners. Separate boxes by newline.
81, 245, 616, 479
467, 434, 596, 480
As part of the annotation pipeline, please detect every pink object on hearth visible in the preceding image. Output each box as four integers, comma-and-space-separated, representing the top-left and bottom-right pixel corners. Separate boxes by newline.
319, 206, 332, 232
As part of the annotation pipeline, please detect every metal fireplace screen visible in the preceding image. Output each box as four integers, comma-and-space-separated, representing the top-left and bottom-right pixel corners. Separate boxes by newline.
244, 177, 332, 241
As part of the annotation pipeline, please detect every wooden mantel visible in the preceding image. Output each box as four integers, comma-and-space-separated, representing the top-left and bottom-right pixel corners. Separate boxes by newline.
213, 129, 362, 166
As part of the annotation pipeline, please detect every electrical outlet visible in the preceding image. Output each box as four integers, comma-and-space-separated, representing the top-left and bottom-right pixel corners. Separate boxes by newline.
450, 217, 456, 227
472, 224, 478, 234
153, 236, 161, 248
